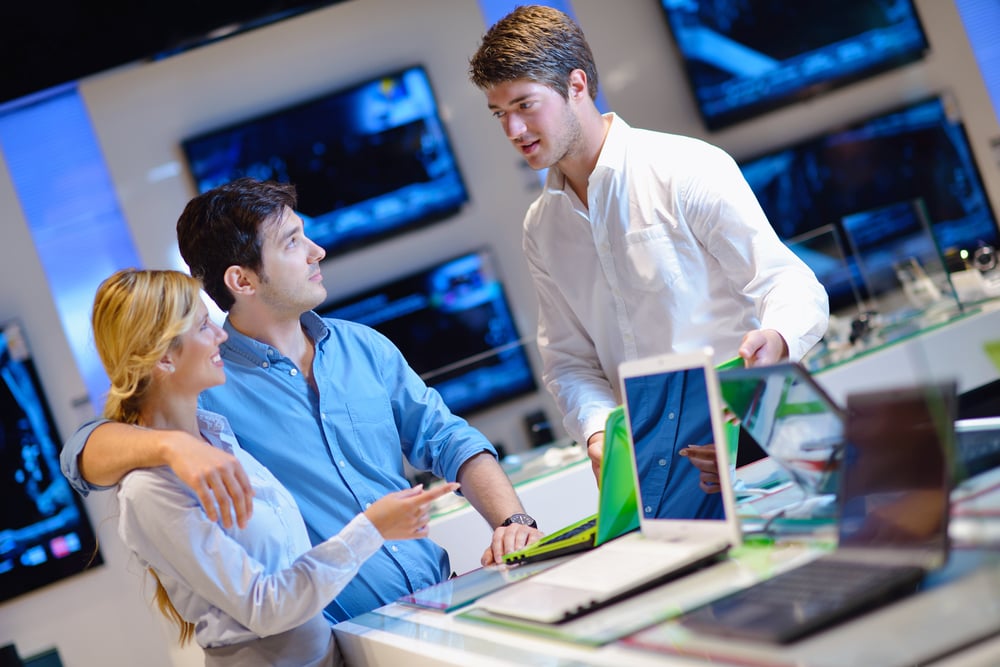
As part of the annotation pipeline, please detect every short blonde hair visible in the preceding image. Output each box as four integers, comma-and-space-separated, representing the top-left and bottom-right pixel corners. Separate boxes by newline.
92, 269, 203, 425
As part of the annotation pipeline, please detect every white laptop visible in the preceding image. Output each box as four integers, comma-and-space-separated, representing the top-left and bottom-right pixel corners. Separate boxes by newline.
474, 348, 743, 624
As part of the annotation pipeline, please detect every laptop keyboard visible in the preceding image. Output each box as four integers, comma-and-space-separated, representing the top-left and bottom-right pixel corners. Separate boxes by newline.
544, 517, 597, 545
958, 425, 1000, 478
679, 557, 925, 643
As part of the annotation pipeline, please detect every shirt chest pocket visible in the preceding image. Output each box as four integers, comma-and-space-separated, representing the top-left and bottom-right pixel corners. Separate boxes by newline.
621, 226, 684, 292
346, 395, 401, 469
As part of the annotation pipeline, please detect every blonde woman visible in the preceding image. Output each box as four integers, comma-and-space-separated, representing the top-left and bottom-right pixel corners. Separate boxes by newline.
92, 269, 457, 666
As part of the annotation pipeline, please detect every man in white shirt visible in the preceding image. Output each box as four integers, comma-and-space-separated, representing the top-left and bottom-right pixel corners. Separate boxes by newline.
469, 6, 829, 484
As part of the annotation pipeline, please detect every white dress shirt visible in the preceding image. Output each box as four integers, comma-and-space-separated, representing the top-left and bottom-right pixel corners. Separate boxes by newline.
117, 410, 383, 652
523, 114, 829, 444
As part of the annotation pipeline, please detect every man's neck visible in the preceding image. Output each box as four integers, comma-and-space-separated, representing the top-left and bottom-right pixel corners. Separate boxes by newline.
228, 305, 311, 361
560, 112, 612, 207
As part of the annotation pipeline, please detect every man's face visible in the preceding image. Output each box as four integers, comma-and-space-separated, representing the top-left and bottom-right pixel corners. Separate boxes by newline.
255, 206, 327, 316
485, 79, 582, 171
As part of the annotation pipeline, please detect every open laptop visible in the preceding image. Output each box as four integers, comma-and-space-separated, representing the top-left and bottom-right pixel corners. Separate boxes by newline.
502, 405, 640, 565
717, 361, 847, 503
474, 348, 743, 624
679, 378, 956, 644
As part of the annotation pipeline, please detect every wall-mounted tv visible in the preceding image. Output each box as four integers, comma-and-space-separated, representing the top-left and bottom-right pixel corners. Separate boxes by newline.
739, 96, 999, 313
317, 249, 537, 416
0, 321, 102, 603
0, 1, 343, 106
182, 65, 469, 258
659, 0, 929, 130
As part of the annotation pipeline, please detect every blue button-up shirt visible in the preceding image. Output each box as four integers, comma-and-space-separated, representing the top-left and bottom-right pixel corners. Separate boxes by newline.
62, 312, 495, 622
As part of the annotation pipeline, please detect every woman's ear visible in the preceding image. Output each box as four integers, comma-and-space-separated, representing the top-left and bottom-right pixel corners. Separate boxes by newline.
155, 356, 176, 375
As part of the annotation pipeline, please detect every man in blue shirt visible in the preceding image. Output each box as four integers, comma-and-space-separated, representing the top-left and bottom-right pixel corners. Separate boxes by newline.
61, 177, 542, 622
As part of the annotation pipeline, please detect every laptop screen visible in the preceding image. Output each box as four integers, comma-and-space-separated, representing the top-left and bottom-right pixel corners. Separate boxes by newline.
620, 351, 736, 525
840, 383, 954, 561
717, 362, 845, 498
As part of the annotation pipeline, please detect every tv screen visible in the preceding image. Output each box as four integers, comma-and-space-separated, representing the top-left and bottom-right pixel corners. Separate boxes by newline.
182, 65, 469, 258
659, 0, 929, 130
0, 321, 102, 603
739, 96, 999, 313
0, 1, 342, 105
317, 249, 537, 416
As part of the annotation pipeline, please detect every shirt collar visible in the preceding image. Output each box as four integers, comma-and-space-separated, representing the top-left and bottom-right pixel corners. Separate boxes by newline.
594, 112, 628, 175
220, 311, 330, 367
196, 409, 236, 455
542, 112, 626, 193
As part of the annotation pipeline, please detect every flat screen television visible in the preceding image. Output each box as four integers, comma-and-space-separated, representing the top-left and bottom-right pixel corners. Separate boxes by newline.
317, 249, 537, 416
182, 65, 469, 258
659, 0, 929, 130
739, 96, 999, 313
0, 1, 342, 106
0, 321, 101, 603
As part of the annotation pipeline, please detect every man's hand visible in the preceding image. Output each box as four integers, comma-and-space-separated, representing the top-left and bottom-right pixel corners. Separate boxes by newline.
738, 329, 788, 366
162, 431, 255, 529
480, 523, 545, 566
586, 431, 605, 484
679, 443, 722, 494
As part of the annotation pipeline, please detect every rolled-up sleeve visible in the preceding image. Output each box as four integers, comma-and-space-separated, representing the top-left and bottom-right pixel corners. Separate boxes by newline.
59, 417, 116, 496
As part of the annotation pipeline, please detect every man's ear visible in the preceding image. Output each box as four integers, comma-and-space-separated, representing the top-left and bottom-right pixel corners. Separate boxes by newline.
567, 69, 588, 100
224, 265, 256, 298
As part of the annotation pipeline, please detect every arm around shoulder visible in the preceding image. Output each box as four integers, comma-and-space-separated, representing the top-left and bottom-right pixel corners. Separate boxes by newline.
66, 419, 254, 529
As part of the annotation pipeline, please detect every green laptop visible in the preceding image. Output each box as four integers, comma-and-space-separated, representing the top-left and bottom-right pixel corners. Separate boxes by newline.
503, 357, 743, 566
502, 405, 640, 565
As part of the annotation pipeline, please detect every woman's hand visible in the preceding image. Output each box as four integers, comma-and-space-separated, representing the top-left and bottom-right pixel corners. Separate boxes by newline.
365, 482, 460, 540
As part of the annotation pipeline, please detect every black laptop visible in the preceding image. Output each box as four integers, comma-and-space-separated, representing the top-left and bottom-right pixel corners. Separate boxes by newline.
679, 375, 956, 644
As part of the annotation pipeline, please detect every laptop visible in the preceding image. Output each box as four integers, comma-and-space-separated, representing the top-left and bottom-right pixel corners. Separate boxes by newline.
474, 348, 743, 624
502, 405, 640, 565
717, 361, 847, 503
679, 379, 956, 644
399, 405, 639, 612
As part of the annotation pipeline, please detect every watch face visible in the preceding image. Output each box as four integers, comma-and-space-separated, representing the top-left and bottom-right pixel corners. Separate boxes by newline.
504, 513, 537, 528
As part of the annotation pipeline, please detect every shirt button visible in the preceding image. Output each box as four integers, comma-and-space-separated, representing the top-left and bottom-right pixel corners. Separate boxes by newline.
290, 368, 298, 377
339, 460, 346, 468
658, 458, 667, 466
668, 412, 675, 420
365, 502, 372, 509
261, 361, 270, 369
391, 545, 399, 553
644, 506, 652, 514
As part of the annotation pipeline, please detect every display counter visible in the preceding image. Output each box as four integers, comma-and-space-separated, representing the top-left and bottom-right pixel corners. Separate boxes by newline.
378, 297, 1000, 665
337, 470, 1000, 667
811, 297, 1000, 404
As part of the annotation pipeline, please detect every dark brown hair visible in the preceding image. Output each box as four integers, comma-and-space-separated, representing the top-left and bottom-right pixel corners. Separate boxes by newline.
469, 5, 598, 100
176, 177, 297, 311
